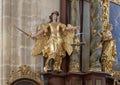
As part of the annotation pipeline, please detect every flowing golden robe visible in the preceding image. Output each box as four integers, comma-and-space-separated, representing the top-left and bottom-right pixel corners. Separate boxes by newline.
42, 22, 66, 58
32, 22, 74, 71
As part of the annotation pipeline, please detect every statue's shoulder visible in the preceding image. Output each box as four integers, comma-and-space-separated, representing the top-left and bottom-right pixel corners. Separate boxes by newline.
48, 22, 65, 27
37, 23, 45, 30
57, 22, 66, 28
58, 22, 66, 25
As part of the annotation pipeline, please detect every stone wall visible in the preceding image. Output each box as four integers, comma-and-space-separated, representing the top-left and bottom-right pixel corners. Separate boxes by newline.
0, 0, 60, 85
0, 0, 3, 84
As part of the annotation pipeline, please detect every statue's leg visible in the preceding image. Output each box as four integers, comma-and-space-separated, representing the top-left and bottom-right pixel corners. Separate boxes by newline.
53, 57, 62, 72
49, 58, 54, 71
53, 58, 57, 71
57, 57, 62, 71
44, 57, 51, 72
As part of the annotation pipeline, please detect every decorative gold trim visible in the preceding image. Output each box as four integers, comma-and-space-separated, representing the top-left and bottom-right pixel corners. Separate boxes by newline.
7, 65, 44, 85
101, 0, 109, 30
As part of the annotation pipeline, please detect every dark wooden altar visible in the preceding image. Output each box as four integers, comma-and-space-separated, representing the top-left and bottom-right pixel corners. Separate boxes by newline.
83, 72, 110, 85
41, 71, 112, 85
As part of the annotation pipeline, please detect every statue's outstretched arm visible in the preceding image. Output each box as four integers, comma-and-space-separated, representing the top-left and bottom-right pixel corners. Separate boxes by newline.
66, 24, 80, 30
31, 24, 48, 39
31, 29, 44, 39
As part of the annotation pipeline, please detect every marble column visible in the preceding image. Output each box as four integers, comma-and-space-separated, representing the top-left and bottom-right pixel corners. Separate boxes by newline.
69, 0, 80, 72
82, 1, 90, 72
89, 0, 102, 71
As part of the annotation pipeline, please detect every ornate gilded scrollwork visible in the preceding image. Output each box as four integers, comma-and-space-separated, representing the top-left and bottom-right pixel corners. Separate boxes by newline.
7, 65, 44, 85
101, 0, 109, 30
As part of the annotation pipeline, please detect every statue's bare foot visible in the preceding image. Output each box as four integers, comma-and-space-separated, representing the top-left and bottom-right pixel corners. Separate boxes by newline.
43, 67, 48, 72
44, 67, 53, 72
53, 68, 62, 73
59, 69, 62, 72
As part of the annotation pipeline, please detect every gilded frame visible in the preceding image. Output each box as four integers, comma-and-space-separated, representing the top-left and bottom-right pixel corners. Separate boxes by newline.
102, 0, 120, 76
102, 0, 120, 29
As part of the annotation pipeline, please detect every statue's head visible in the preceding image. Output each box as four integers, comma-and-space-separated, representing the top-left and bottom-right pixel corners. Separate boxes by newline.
49, 11, 59, 22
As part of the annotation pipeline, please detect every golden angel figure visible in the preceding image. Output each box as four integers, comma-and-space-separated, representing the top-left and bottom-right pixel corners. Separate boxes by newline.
31, 11, 79, 72
101, 23, 117, 74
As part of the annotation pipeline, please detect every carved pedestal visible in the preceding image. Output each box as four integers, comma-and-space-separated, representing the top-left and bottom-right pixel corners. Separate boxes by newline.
48, 73, 65, 85
84, 71, 110, 85
41, 72, 66, 85
66, 72, 83, 85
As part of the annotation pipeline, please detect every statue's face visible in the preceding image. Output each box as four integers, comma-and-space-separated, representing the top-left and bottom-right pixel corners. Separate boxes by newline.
52, 13, 57, 21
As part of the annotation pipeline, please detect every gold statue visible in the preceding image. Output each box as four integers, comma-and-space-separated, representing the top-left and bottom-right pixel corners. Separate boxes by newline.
31, 11, 79, 72
101, 23, 117, 74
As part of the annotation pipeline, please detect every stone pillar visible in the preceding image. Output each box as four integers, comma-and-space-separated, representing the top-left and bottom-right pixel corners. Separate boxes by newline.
82, 1, 90, 72
70, 0, 80, 26
2, 0, 12, 84
0, 0, 3, 84
69, 0, 81, 72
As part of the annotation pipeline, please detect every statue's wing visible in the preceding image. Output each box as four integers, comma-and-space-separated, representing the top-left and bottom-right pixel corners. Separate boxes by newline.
62, 24, 75, 56
32, 24, 49, 56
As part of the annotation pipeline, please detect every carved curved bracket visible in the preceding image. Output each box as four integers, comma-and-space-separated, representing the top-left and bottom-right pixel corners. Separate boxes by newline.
7, 65, 44, 85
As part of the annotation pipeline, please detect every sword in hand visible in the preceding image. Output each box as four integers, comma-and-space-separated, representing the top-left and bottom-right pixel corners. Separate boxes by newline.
14, 25, 34, 39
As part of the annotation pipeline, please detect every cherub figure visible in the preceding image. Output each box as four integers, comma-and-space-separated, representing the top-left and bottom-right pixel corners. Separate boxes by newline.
31, 11, 79, 72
